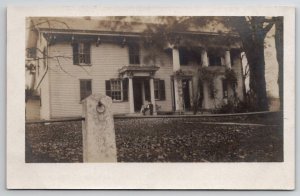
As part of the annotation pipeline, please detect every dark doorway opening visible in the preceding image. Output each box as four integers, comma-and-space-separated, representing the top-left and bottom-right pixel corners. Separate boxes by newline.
182, 79, 191, 110
133, 79, 144, 112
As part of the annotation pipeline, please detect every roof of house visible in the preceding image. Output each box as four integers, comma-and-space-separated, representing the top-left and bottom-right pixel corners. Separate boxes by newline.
28, 16, 238, 36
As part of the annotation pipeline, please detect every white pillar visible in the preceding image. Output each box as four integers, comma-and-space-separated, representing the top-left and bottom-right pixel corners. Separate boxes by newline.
172, 47, 183, 111
173, 79, 181, 111
225, 50, 231, 69
149, 78, 156, 114
141, 81, 145, 105
172, 48, 180, 71
201, 49, 208, 67
128, 77, 134, 113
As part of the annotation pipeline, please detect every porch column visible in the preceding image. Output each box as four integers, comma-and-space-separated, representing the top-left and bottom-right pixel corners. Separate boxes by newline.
149, 77, 157, 115
172, 48, 180, 71
225, 50, 231, 69
201, 49, 209, 67
128, 76, 135, 113
172, 47, 182, 111
141, 81, 145, 105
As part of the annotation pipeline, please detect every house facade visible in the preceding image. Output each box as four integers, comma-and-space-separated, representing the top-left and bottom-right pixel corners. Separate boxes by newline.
26, 17, 244, 120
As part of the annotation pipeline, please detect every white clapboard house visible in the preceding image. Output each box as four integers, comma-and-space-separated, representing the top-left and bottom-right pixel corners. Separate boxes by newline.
25, 17, 244, 120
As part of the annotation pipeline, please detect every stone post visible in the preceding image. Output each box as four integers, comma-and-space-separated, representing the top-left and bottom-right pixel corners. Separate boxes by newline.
82, 94, 117, 162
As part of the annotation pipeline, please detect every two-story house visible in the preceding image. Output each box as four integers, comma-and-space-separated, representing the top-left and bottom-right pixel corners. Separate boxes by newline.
25, 17, 244, 120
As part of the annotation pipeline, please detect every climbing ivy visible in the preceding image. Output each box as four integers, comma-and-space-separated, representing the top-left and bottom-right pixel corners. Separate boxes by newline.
224, 68, 238, 98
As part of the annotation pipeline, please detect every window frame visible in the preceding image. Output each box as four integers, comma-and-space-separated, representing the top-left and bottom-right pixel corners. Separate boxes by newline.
105, 79, 128, 102
79, 79, 92, 101
154, 79, 166, 101
110, 79, 123, 101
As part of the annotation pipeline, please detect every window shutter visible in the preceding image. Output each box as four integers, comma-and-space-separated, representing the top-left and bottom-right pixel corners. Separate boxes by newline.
105, 80, 111, 97
72, 43, 79, 65
159, 80, 166, 100
122, 78, 128, 101
84, 43, 91, 64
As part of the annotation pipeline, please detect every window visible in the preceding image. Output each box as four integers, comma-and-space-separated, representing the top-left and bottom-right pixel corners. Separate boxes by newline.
154, 79, 166, 100
179, 48, 189, 65
208, 53, 222, 66
222, 79, 228, 98
105, 79, 128, 101
72, 42, 91, 65
128, 44, 140, 65
80, 80, 92, 101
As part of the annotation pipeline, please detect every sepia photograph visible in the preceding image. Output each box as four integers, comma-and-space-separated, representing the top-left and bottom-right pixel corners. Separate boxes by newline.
6, 6, 295, 189
25, 16, 283, 163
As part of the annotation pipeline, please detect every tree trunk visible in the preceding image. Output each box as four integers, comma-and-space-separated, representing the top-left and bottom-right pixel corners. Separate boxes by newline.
275, 17, 284, 111
243, 38, 269, 111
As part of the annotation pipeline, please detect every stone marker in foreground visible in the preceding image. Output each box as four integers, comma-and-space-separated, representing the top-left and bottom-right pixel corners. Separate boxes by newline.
82, 94, 117, 162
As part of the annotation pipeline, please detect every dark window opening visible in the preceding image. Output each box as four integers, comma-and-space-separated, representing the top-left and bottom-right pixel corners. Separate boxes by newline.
230, 49, 241, 66
208, 53, 222, 66
80, 80, 92, 101
179, 48, 189, 65
222, 79, 228, 98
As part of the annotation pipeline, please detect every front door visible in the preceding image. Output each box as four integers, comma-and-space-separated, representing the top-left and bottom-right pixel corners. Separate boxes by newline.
133, 79, 143, 112
182, 79, 191, 110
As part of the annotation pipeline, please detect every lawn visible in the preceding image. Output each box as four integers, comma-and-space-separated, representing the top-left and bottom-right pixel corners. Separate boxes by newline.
25, 113, 283, 163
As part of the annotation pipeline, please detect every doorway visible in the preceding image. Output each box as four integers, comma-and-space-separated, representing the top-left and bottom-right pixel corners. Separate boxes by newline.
182, 79, 191, 110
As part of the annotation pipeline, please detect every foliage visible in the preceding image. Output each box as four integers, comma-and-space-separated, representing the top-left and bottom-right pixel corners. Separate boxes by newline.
198, 68, 218, 99
213, 91, 261, 114
224, 68, 238, 98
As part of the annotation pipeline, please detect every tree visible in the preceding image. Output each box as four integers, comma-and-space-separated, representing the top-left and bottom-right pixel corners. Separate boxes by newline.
227, 17, 275, 111
274, 17, 283, 110
142, 16, 275, 112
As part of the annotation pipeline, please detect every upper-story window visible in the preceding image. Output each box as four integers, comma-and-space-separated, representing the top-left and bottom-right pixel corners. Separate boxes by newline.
179, 47, 202, 66
72, 42, 91, 65
128, 44, 140, 65
208, 53, 222, 66
179, 48, 189, 65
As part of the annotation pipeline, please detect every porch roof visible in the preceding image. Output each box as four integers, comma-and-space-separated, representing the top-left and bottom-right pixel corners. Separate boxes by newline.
118, 65, 160, 77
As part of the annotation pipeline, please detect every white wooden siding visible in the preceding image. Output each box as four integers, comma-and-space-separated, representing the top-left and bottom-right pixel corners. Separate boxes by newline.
140, 47, 173, 111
